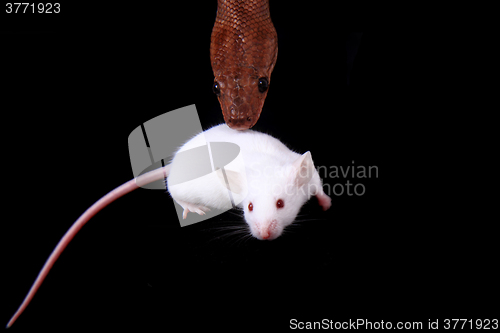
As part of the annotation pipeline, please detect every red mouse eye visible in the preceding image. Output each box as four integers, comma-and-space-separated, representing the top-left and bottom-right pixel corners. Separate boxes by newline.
276, 199, 284, 209
248, 202, 253, 211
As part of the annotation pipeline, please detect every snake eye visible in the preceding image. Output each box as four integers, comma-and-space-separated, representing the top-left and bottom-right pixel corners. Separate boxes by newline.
213, 81, 221, 96
258, 77, 269, 93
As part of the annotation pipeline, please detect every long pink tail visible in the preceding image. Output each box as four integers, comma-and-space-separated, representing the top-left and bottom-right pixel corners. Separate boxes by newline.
6, 165, 170, 328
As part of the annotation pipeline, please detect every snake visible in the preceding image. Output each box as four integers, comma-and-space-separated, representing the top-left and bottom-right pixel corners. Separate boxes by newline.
210, 0, 278, 130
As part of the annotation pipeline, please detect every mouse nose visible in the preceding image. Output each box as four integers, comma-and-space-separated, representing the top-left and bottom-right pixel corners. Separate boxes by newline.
258, 220, 277, 240
261, 230, 270, 240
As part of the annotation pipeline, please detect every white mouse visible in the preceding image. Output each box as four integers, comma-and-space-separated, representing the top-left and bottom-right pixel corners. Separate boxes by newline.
6, 123, 331, 328
167, 124, 332, 240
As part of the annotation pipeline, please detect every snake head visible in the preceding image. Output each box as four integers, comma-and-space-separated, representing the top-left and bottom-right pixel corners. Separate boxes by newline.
210, 0, 278, 130
212, 66, 270, 130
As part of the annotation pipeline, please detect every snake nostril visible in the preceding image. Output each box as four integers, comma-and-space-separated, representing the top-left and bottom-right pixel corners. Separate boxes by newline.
246, 117, 252, 122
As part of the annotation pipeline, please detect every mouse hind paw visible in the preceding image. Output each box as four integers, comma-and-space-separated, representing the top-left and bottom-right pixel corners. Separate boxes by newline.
175, 200, 211, 219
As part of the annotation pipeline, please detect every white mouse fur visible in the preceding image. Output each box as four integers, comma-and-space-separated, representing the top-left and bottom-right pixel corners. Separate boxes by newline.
167, 124, 331, 240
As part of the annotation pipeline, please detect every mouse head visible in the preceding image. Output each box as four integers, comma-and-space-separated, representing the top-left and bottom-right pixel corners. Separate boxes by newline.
241, 152, 317, 240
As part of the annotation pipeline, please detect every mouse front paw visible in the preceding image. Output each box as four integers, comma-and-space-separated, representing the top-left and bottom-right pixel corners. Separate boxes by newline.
316, 191, 332, 211
175, 200, 211, 219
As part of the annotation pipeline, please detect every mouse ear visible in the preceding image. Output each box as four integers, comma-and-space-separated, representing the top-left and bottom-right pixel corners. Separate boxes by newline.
216, 168, 245, 194
292, 151, 315, 188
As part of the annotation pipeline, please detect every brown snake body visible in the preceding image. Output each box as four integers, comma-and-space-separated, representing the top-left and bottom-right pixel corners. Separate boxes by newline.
210, 0, 278, 130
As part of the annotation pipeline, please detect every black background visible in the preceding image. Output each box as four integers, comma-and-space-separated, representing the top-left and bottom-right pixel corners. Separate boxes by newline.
2, 2, 497, 332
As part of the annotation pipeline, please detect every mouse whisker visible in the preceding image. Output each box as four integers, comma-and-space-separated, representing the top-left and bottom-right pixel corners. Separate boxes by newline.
229, 231, 254, 247
209, 222, 245, 229
202, 219, 250, 244
216, 228, 252, 247
225, 209, 244, 218
292, 218, 327, 223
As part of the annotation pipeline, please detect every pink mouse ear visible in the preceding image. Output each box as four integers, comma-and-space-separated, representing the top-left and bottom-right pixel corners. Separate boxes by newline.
292, 151, 315, 188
